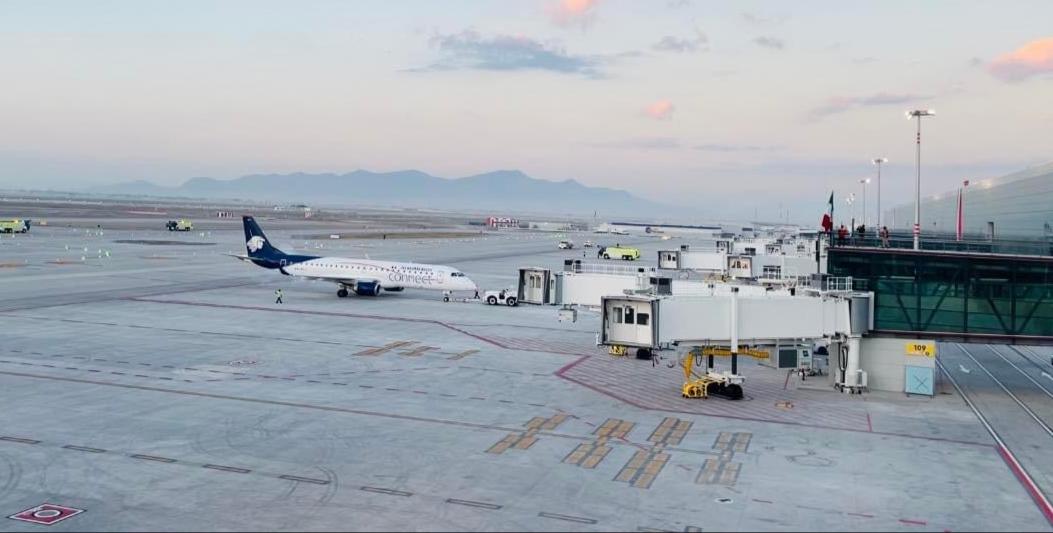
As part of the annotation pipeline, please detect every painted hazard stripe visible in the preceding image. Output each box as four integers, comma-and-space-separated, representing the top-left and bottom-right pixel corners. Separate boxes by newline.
279, 475, 329, 485
0, 436, 40, 445
445, 499, 501, 510
360, 486, 411, 496
538, 512, 597, 524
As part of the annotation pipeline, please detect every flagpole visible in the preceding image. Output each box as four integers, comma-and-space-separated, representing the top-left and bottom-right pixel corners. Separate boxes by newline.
956, 187, 963, 241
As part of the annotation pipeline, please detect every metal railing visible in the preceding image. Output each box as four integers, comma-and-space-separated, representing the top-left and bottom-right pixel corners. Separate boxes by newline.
796, 275, 854, 292
827, 230, 1053, 256
568, 262, 657, 276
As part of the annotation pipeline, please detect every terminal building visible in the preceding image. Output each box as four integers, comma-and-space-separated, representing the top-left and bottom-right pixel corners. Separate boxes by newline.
517, 223, 1051, 398
885, 162, 1053, 238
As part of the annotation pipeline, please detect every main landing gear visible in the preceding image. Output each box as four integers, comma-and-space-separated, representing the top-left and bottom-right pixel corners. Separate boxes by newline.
337, 288, 349, 298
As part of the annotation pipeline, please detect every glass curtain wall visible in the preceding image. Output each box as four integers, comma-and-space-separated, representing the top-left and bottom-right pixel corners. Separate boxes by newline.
828, 248, 1053, 338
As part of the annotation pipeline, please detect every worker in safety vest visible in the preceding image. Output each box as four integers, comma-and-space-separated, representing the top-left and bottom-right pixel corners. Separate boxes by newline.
274, 288, 284, 304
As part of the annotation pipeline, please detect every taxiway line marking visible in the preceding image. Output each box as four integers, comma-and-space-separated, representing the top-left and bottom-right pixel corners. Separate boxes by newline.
936, 358, 1053, 526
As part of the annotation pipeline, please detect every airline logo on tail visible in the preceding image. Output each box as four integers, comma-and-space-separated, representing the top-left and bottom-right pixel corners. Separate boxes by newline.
247, 235, 265, 253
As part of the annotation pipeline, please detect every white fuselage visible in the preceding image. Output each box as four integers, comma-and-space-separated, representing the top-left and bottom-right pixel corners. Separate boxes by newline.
285, 256, 477, 292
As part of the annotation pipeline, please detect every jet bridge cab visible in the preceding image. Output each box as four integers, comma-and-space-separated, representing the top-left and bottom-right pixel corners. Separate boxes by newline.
604, 299, 654, 355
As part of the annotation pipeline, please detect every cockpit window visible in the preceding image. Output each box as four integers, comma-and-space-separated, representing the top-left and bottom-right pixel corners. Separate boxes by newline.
451, 272, 465, 277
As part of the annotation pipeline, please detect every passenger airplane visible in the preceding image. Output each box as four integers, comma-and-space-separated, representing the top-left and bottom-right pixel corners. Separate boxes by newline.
232, 216, 477, 298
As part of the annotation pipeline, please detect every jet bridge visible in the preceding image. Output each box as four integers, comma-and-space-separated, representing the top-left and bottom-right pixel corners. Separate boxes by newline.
657, 241, 825, 280
549, 260, 658, 308
600, 280, 873, 398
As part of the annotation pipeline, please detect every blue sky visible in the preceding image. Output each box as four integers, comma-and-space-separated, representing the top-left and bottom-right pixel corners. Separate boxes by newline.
1, 0, 1051, 221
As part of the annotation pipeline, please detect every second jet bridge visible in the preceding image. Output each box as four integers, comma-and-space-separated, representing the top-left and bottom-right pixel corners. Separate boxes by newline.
601, 292, 862, 349
600, 282, 873, 397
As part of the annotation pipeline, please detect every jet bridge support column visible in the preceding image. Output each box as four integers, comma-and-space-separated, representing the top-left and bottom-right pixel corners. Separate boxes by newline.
836, 335, 865, 394
730, 287, 739, 376
699, 286, 744, 400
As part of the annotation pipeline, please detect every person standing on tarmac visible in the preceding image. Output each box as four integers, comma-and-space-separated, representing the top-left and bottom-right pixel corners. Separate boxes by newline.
274, 288, 284, 304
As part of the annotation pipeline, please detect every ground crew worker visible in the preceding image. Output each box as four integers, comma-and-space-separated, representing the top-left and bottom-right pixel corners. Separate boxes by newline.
274, 288, 284, 304
880, 226, 891, 248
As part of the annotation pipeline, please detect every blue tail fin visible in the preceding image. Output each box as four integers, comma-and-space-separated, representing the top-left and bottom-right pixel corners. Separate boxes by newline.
243, 216, 287, 268
242, 216, 317, 271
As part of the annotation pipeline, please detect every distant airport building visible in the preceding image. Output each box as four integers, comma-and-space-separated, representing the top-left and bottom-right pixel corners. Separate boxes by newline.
886, 163, 1053, 238
605, 221, 723, 237
529, 222, 570, 232
486, 216, 521, 229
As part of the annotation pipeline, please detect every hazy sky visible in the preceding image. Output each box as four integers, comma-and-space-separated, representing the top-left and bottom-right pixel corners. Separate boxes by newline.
1, 0, 1051, 221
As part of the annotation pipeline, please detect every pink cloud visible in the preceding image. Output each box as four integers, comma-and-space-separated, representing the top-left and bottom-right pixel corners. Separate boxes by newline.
645, 99, 675, 120
988, 37, 1053, 82
549, 0, 600, 28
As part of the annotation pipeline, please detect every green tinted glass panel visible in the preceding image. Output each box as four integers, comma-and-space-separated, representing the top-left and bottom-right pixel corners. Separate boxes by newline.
828, 248, 1053, 337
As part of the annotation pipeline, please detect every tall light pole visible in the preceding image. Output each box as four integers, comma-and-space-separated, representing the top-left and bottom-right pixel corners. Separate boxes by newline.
859, 178, 871, 227
907, 109, 935, 250
872, 157, 887, 227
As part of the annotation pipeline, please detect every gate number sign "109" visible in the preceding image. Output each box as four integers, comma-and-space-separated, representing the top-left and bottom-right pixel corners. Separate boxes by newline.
905, 342, 936, 357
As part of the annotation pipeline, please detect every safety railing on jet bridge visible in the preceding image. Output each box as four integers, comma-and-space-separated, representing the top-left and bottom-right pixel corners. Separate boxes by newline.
565, 261, 657, 276
796, 275, 855, 292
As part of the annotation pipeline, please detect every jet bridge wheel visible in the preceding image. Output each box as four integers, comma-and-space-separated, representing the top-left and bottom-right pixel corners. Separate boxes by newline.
710, 383, 744, 400
682, 382, 707, 399
337, 288, 349, 298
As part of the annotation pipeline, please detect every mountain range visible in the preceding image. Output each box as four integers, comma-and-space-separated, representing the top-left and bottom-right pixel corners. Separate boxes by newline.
91, 169, 672, 216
